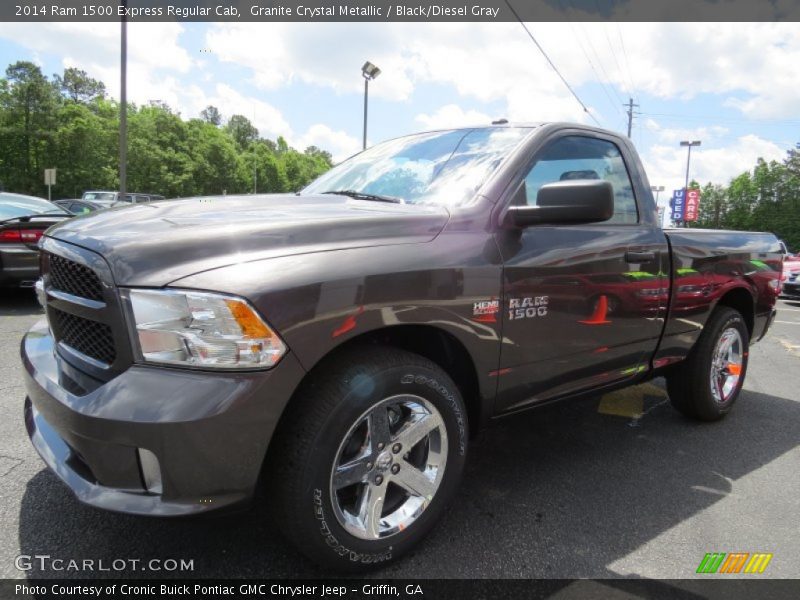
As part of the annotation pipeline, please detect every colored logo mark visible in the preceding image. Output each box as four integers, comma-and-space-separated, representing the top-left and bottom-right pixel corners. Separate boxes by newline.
696, 552, 773, 574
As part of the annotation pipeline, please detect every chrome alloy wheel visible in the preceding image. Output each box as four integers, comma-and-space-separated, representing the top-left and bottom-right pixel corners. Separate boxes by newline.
710, 327, 744, 404
329, 394, 448, 540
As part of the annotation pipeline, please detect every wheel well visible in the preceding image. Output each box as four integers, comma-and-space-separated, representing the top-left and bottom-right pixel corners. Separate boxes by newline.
304, 325, 483, 438
716, 287, 755, 337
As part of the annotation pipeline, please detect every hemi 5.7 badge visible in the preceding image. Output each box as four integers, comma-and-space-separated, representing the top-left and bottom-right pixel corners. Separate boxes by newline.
508, 296, 549, 320
473, 299, 500, 316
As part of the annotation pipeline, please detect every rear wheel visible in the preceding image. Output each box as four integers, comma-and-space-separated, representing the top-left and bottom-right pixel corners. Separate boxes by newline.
267, 346, 468, 570
666, 306, 749, 421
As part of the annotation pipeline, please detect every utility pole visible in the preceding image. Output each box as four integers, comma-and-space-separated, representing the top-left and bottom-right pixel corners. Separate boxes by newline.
253, 107, 257, 194
624, 97, 639, 138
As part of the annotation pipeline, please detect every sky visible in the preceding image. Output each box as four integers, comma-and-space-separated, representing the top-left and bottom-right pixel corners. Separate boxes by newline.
0, 21, 797, 219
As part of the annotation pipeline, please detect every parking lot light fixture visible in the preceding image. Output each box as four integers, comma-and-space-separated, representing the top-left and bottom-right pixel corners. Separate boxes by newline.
361, 61, 381, 150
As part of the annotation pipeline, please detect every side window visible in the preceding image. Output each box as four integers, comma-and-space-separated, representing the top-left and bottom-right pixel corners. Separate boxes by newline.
522, 135, 639, 224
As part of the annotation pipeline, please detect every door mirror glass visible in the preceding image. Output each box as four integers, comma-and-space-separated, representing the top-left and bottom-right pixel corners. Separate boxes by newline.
520, 135, 639, 224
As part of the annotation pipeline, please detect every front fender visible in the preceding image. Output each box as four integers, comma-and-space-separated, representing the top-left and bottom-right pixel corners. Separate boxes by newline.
170, 234, 504, 409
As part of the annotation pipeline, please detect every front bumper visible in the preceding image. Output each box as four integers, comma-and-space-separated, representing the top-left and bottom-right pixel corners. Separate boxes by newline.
0, 245, 39, 286
22, 318, 305, 516
782, 281, 800, 298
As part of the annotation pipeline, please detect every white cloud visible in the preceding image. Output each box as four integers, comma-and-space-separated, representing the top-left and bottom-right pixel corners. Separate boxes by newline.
204, 22, 596, 116
641, 133, 786, 196
295, 124, 361, 162
578, 22, 800, 119
644, 119, 730, 145
184, 83, 291, 140
415, 104, 493, 129
204, 21, 800, 120
1, 20, 796, 183
0, 22, 193, 96
206, 23, 416, 100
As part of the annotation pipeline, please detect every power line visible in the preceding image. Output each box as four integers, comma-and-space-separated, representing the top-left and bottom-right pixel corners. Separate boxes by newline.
616, 24, 639, 103
640, 112, 800, 125
600, 20, 627, 95
567, 22, 626, 124
576, 22, 626, 106
558, 1, 628, 128
505, 0, 602, 127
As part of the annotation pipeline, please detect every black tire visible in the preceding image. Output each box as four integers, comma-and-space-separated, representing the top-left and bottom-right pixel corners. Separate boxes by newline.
266, 346, 468, 571
666, 306, 749, 421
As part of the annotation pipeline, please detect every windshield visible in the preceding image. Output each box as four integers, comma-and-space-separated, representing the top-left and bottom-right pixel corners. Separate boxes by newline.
83, 192, 116, 202
0, 193, 64, 220
302, 127, 533, 207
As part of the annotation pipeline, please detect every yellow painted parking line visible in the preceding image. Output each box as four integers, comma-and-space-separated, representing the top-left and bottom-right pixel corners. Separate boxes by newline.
598, 389, 644, 417
779, 339, 800, 357
598, 382, 668, 418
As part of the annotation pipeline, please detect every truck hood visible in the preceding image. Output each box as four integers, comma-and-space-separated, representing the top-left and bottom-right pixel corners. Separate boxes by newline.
46, 194, 450, 286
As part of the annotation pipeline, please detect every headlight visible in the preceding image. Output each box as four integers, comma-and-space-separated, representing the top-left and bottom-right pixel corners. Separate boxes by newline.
127, 289, 286, 369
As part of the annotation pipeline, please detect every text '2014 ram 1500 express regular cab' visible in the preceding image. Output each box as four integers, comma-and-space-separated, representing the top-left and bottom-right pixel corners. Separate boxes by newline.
21, 123, 781, 570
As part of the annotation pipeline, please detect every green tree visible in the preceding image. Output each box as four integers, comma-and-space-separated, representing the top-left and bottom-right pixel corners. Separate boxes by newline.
187, 119, 247, 195
0, 61, 60, 195
53, 67, 105, 103
305, 145, 333, 164
0, 60, 335, 200
126, 103, 194, 197
693, 183, 727, 229
51, 98, 118, 198
248, 140, 288, 193
225, 114, 258, 150
200, 105, 221, 126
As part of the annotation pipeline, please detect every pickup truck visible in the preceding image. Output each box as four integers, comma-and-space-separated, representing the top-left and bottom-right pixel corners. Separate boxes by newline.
21, 123, 781, 570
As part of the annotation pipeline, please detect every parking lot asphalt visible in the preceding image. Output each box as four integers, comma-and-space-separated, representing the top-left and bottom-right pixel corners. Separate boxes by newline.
1, 288, 798, 580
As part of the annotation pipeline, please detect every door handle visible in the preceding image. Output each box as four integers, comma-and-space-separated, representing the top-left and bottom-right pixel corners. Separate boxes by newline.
625, 250, 656, 263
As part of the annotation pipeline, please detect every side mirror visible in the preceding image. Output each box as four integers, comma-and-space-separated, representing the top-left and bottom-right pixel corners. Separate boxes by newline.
505, 180, 615, 227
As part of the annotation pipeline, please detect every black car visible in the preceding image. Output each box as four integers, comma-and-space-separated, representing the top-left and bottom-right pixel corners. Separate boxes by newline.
0, 193, 70, 288
54, 198, 116, 215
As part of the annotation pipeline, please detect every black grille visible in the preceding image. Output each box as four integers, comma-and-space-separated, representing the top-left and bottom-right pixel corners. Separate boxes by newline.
51, 308, 116, 364
48, 254, 104, 301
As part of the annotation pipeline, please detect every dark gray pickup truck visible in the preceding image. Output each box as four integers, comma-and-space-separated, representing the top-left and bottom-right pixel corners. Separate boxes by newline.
21, 123, 781, 570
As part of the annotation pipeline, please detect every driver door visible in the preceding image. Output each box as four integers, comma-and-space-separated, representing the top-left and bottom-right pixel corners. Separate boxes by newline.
494, 133, 668, 413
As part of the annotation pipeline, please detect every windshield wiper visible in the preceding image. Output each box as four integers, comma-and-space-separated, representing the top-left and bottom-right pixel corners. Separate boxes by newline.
322, 190, 404, 204
0, 213, 72, 225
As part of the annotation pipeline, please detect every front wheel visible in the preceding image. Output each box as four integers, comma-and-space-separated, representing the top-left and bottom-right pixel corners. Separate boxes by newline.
267, 346, 468, 570
666, 306, 749, 421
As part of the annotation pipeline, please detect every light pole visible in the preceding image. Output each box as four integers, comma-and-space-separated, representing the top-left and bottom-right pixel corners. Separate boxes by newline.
650, 185, 664, 204
680, 140, 701, 228
650, 185, 665, 227
120, 0, 128, 200
361, 61, 381, 150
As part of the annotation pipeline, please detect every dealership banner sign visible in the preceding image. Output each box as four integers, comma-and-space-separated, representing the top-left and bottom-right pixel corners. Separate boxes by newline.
671, 189, 685, 222
685, 188, 701, 222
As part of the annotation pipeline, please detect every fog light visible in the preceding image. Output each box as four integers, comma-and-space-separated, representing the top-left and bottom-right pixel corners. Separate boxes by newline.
137, 448, 163, 494
34, 279, 46, 308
